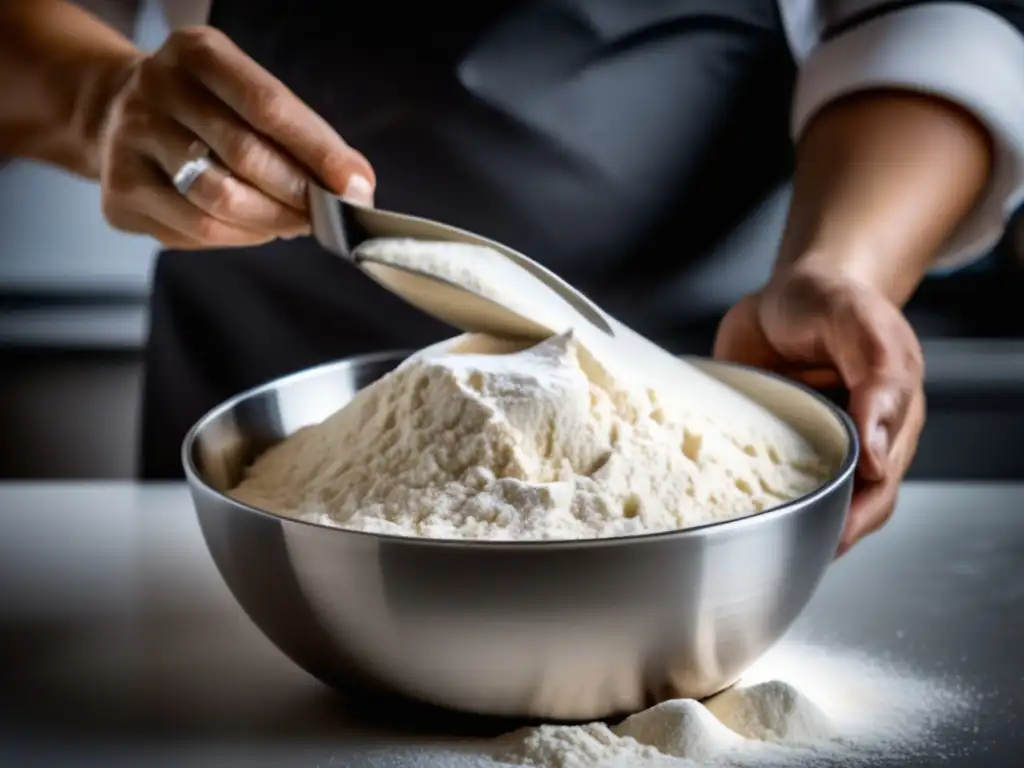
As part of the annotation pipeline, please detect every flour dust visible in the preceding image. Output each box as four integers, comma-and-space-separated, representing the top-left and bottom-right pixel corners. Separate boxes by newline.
355, 642, 970, 768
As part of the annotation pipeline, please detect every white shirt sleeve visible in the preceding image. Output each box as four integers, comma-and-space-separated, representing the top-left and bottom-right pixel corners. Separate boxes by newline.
778, 1, 1024, 270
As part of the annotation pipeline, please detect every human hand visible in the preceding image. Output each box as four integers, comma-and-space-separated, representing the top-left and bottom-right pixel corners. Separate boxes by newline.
98, 26, 375, 248
713, 265, 925, 556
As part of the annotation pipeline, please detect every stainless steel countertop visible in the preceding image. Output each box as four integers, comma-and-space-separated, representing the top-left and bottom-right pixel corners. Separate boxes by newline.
0, 482, 1021, 766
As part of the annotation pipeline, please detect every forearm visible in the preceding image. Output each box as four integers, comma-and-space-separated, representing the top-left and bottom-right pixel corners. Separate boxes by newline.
777, 90, 993, 306
0, 0, 141, 178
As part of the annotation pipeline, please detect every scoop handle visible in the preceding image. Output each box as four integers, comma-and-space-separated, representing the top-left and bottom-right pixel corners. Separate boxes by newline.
308, 183, 373, 261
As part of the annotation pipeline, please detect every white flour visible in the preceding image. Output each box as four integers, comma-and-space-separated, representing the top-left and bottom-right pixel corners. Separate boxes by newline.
490, 643, 968, 767
615, 699, 746, 760
355, 238, 514, 302
231, 332, 828, 540
705, 681, 833, 744
354, 237, 581, 335
349, 644, 967, 768
497, 722, 662, 768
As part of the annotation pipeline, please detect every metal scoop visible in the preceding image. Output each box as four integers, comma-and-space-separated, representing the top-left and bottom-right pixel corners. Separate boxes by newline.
308, 183, 614, 340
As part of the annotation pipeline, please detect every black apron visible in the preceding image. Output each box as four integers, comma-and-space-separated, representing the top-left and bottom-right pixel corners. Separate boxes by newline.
140, 0, 796, 479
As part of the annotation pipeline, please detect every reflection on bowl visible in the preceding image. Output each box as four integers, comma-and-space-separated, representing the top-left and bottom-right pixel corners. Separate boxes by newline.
182, 352, 857, 721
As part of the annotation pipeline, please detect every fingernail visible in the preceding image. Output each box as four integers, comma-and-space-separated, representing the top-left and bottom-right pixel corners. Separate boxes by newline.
869, 424, 889, 464
342, 174, 375, 207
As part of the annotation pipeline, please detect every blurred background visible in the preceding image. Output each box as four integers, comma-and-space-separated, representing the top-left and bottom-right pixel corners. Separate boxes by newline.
2, 0, 1023, 482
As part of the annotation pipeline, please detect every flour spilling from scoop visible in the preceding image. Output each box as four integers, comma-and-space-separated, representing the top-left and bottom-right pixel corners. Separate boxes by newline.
230, 236, 834, 540
355, 237, 586, 339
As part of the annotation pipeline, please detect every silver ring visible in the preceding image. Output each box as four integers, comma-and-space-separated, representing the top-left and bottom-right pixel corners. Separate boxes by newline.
172, 155, 213, 196
171, 141, 214, 196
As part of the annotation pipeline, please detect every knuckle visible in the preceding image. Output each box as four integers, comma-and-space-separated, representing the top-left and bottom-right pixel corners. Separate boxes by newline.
904, 342, 925, 378
193, 214, 229, 244
100, 196, 123, 228
167, 26, 223, 70
221, 130, 267, 176
311, 144, 351, 189
244, 85, 289, 127
117, 98, 156, 137
877, 500, 898, 529
103, 165, 136, 197
101, 191, 136, 231
131, 56, 163, 95
204, 177, 247, 220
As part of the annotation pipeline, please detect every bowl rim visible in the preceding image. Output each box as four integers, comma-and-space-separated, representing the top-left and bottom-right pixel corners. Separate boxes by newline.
182, 349, 859, 551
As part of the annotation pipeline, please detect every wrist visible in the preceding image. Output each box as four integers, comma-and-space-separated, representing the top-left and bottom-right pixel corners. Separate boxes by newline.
776, 91, 992, 308
773, 246, 924, 307
775, 242, 931, 308
73, 50, 141, 177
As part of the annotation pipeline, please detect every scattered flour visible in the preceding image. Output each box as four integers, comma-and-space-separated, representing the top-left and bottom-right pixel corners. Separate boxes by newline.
230, 332, 829, 540
221, 238, 964, 766
490, 643, 968, 768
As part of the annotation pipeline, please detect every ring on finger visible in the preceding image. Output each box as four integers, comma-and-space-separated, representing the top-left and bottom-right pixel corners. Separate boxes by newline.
171, 140, 216, 196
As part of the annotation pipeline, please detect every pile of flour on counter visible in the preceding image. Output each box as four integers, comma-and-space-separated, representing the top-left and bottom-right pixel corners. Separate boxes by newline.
351, 644, 968, 768
230, 330, 830, 540
492, 644, 968, 767
494, 643, 967, 768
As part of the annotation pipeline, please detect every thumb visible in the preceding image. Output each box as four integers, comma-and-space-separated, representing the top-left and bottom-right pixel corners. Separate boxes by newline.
319, 146, 376, 207
341, 171, 375, 207
713, 294, 779, 367
819, 307, 915, 483
847, 382, 900, 482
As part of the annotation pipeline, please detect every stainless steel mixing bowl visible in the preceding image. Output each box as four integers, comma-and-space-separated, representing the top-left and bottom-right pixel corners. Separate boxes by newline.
182, 351, 858, 721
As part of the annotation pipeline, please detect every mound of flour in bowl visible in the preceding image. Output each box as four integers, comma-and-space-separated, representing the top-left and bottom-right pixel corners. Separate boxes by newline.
229, 332, 829, 540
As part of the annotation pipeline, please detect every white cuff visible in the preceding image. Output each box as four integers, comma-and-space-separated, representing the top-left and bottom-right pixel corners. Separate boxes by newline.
792, 3, 1024, 270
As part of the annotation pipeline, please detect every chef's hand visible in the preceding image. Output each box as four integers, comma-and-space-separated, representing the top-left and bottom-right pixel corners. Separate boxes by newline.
713, 265, 925, 556
98, 26, 376, 248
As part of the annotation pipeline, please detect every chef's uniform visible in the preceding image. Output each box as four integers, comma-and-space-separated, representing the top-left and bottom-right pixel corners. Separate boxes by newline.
123, 0, 1024, 478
